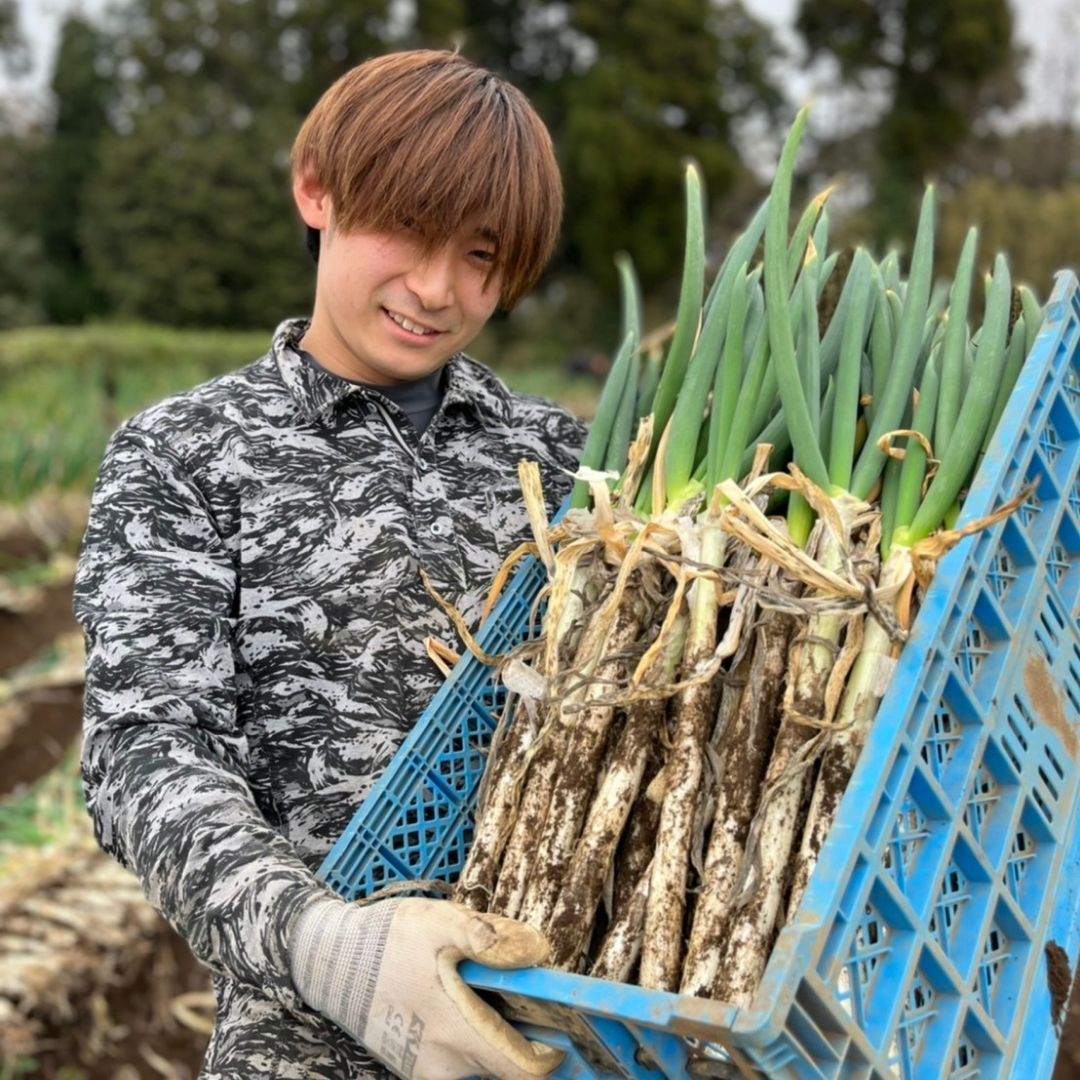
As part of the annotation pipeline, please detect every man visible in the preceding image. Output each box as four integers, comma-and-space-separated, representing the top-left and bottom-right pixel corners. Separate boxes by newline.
75, 49, 586, 1079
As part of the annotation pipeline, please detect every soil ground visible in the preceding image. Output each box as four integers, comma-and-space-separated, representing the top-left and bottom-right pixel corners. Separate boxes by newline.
0, 682, 84, 798
0, 573, 212, 1079
0, 577, 80, 674
0, 576, 84, 797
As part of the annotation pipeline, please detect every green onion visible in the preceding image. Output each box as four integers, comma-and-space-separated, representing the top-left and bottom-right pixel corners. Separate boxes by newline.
706, 264, 750, 494
645, 163, 706, 458
615, 252, 643, 352
742, 243, 872, 476
819, 375, 837, 463
664, 286, 730, 508
570, 253, 644, 508
865, 270, 893, 429
894, 353, 940, 531
812, 204, 830, 265
635, 162, 706, 513
817, 251, 840, 298
935, 227, 979, 460
744, 187, 831, 444
788, 246, 823, 545
763, 106, 830, 492
879, 454, 902, 560
880, 249, 901, 294
850, 186, 936, 500
982, 313, 1027, 452
636, 348, 663, 421
604, 332, 641, 478
900, 252, 1012, 544
828, 248, 873, 491
1019, 284, 1043, 355
785, 187, 830, 294
704, 197, 768, 322
722, 305, 774, 484
742, 271, 765, 373
570, 328, 637, 509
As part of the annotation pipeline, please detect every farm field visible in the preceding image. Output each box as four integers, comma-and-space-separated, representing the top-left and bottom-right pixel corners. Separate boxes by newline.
2, 323, 1078, 1078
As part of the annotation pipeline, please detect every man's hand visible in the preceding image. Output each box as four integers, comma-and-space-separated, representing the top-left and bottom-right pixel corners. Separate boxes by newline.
288, 895, 564, 1080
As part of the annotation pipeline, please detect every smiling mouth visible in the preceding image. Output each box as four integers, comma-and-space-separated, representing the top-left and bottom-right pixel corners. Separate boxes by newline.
384, 308, 443, 336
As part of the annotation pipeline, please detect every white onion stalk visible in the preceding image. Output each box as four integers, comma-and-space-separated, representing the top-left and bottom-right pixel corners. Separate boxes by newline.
680, 586, 794, 996
787, 545, 909, 915
546, 612, 687, 969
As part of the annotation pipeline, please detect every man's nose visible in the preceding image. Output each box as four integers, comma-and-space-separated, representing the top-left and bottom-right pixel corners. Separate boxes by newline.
405, 248, 455, 310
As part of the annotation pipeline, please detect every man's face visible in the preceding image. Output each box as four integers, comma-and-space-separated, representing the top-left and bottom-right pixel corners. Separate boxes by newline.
301, 215, 502, 386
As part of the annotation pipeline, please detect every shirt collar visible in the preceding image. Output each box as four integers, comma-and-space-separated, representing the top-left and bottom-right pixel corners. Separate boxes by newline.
273, 318, 360, 422
271, 317, 511, 427
441, 353, 512, 426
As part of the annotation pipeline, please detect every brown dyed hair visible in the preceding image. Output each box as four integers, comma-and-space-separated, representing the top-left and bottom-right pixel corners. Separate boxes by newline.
291, 50, 563, 308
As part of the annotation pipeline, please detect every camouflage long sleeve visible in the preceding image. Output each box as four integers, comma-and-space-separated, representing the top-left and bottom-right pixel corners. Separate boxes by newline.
76, 425, 320, 1012
74, 318, 587, 1077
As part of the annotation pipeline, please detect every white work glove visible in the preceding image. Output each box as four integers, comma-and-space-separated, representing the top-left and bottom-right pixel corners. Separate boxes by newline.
288, 895, 564, 1080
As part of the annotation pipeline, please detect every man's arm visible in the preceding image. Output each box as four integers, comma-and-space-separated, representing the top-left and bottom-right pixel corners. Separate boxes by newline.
76, 423, 318, 1012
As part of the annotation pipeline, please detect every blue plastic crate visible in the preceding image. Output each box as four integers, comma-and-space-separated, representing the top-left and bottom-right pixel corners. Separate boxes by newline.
319, 271, 1080, 1079
318, 547, 554, 900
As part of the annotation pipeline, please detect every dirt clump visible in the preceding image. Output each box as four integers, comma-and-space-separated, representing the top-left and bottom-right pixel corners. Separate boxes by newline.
1047, 940, 1072, 1036
0, 494, 88, 565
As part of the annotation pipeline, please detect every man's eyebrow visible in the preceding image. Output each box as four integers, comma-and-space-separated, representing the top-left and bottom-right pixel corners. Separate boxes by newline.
473, 227, 499, 245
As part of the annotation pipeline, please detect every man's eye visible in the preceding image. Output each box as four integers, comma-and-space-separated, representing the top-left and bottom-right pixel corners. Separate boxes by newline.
471, 249, 496, 263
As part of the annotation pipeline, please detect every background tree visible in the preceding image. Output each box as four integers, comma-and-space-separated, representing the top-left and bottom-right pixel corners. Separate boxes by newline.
0, 118, 44, 327
75, 0, 785, 337
796, 0, 1022, 245
938, 177, 1080, 300
83, 102, 315, 326
0, 0, 28, 79
81, 0, 391, 326
37, 16, 115, 324
948, 2, 1079, 194
0, 2, 40, 327
556, 0, 781, 291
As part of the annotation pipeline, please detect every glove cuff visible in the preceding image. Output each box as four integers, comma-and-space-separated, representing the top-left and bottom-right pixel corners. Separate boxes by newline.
287, 896, 402, 1040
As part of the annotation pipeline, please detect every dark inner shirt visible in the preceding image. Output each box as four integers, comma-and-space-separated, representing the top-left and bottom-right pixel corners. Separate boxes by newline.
301, 349, 445, 435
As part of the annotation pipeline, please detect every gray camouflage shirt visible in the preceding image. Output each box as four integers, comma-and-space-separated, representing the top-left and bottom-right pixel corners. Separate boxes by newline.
75, 318, 586, 1078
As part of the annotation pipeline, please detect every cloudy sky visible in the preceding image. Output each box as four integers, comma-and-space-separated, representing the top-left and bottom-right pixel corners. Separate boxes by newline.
4, 0, 1077, 126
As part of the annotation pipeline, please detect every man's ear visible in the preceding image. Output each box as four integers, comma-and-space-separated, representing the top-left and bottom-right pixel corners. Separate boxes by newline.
293, 169, 332, 230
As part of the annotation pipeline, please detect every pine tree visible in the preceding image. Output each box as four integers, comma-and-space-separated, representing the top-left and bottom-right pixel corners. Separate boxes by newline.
38, 16, 114, 324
